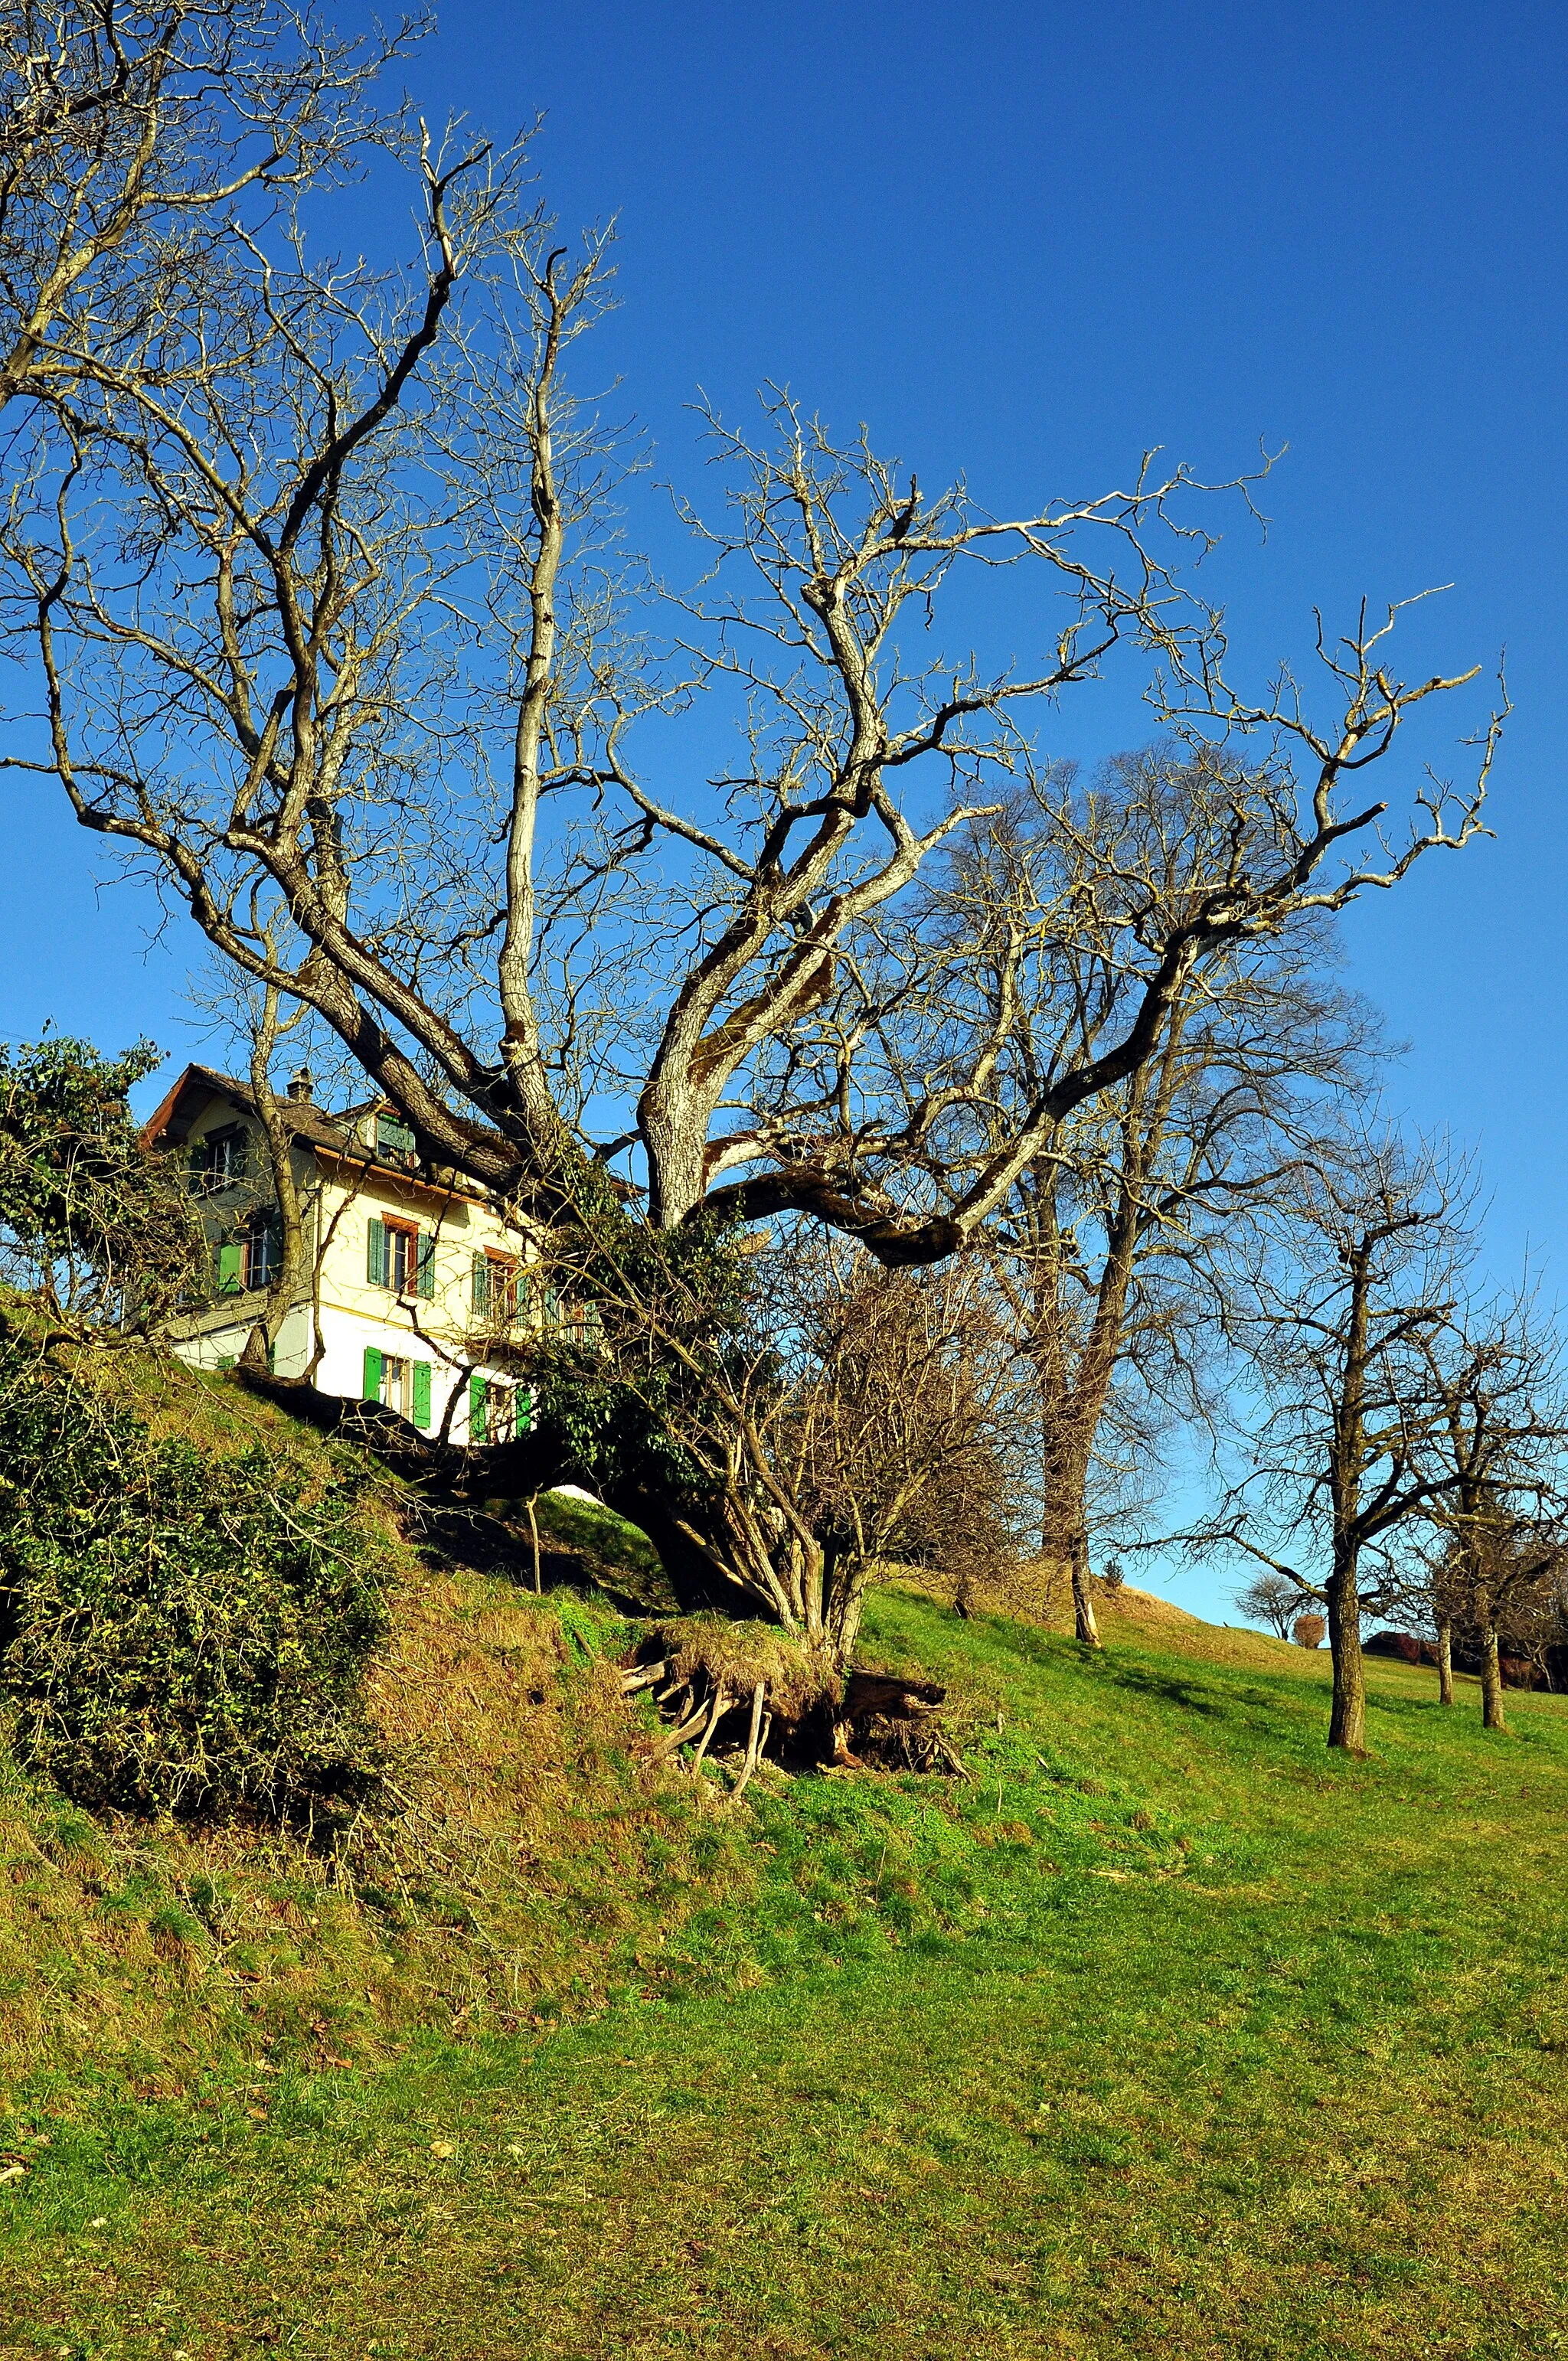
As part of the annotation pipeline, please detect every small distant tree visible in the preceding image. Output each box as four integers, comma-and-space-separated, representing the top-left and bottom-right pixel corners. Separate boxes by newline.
1425, 1516, 1566, 1732
779, 1246, 1031, 1626
499, 1222, 1032, 1666
1235, 1567, 1309, 1639
1192, 1135, 1475, 1752
1413, 1291, 1568, 1730
1292, 1613, 1326, 1649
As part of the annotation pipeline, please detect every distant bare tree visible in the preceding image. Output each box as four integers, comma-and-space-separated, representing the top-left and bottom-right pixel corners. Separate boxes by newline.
513, 1227, 1031, 1664
1188, 1136, 1477, 1752
1413, 1291, 1568, 1729
776, 1242, 1031, 1641
1236, 1567, 1310, 1641
913, 748, 1380, 1644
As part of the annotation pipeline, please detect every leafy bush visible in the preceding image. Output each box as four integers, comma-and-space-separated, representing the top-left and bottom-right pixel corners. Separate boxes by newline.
0, 1035, 206, 1327
0, 1369, 386, 1816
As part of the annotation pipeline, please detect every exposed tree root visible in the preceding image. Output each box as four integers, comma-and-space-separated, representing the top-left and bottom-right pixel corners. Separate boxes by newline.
619, 1631, 959, 1781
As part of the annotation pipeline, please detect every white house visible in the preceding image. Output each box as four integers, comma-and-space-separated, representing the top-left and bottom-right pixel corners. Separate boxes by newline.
143, 1063, 561, 1443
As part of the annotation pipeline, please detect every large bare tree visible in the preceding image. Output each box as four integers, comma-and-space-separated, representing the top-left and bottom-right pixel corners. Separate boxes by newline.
0, 0, 413, 436
0, 47, 1504, 1637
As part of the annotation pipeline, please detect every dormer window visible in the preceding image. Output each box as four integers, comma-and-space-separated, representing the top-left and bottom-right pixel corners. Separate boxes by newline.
375, 1112, 417, 1167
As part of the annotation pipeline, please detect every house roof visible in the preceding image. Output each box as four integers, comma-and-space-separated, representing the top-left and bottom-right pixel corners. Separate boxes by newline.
140, 1062, 353, 1154
139, 1061, 508, 1215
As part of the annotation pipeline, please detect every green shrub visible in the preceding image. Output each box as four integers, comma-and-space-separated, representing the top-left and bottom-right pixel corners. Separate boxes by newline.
0, 1370, 387, 1817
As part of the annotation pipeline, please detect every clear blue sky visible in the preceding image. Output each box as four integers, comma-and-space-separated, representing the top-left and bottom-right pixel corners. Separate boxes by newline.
3, 1, 1562, 1617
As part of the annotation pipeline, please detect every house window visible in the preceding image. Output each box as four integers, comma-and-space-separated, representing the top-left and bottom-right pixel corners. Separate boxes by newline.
469, 1373, 518, 1444
243, 1210, 283, 1292
195, 1124, 249, 1193
472, 1250, 521, 1324
376, 1111, 417, 1167
367, 1216, 435, 1298
541, 1285, 602, 1345
361, 1346, 432, 1429
387, 1223, 415, 1294
468, 1376, 531, 1443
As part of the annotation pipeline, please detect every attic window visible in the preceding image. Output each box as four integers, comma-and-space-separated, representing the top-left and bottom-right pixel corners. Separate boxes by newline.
196, 1124, 249, 1192
376, 1112, 416, 1165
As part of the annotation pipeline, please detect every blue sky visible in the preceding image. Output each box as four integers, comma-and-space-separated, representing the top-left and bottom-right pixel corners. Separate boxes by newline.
3, 0, 1561, 1618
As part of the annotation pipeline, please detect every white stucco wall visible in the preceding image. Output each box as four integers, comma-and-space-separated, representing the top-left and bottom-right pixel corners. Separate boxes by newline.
167, 1091, 534, 1441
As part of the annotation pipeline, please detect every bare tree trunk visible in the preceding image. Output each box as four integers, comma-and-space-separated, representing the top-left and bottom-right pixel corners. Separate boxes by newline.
1325, 1546, 1367, 1754
1436, 1618, 1455, 1706
1042, 1441, 1101, 1647
241, 985, 309, 1373
1476, 1589, 1507, 1731
1070, 1529, 1101, 1647
825, 1556, 871, 1667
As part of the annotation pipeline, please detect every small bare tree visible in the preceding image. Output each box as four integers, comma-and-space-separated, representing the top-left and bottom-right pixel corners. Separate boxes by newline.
1413, 1291, 1568, 1729
1236, 1568, 1310, 1641
773, 1240, 1032, 1640
504, 1223, 1031, 1666
1191, 1135, 1477, 1752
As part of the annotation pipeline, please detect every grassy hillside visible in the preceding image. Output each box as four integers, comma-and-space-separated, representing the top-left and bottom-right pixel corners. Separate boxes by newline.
2, 1371, 1566, 2357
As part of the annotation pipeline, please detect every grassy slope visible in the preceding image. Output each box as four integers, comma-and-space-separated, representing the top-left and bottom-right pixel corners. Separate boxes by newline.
0, 1359, 754, 2098
3, 1574, 1566, 2359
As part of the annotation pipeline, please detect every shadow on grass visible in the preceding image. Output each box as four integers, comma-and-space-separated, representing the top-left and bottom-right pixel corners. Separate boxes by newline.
408, 1496, 665, 1620
945, 1602, 1316, 1735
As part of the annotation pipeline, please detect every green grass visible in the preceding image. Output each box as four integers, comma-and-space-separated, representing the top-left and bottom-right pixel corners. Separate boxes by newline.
5, 1589, 1568, 2358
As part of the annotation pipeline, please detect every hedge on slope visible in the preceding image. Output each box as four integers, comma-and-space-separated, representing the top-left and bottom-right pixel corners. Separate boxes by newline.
0, 1368, 386, 1817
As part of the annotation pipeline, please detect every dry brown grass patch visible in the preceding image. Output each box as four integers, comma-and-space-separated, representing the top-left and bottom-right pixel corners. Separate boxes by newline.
648, 1615, 835, 1719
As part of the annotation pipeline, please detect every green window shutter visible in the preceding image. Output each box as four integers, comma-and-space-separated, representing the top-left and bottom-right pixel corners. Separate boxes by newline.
472, 1252, 490, 1315
411, 1360, 433, 1430
216, 1239, 242, 1295
516, 1269, 531, 1323
584, 1301, 604, 1347
363, 1345, 383, 1404
544, 1285, 560, 1328
469, 1373, 487, 1443
416, 1231, 436, 1299
516, 1386, 534, 1434
367, 1218, 388, 1288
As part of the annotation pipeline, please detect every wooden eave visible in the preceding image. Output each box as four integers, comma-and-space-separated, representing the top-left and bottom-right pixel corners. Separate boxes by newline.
311, 1141, 512, 1224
